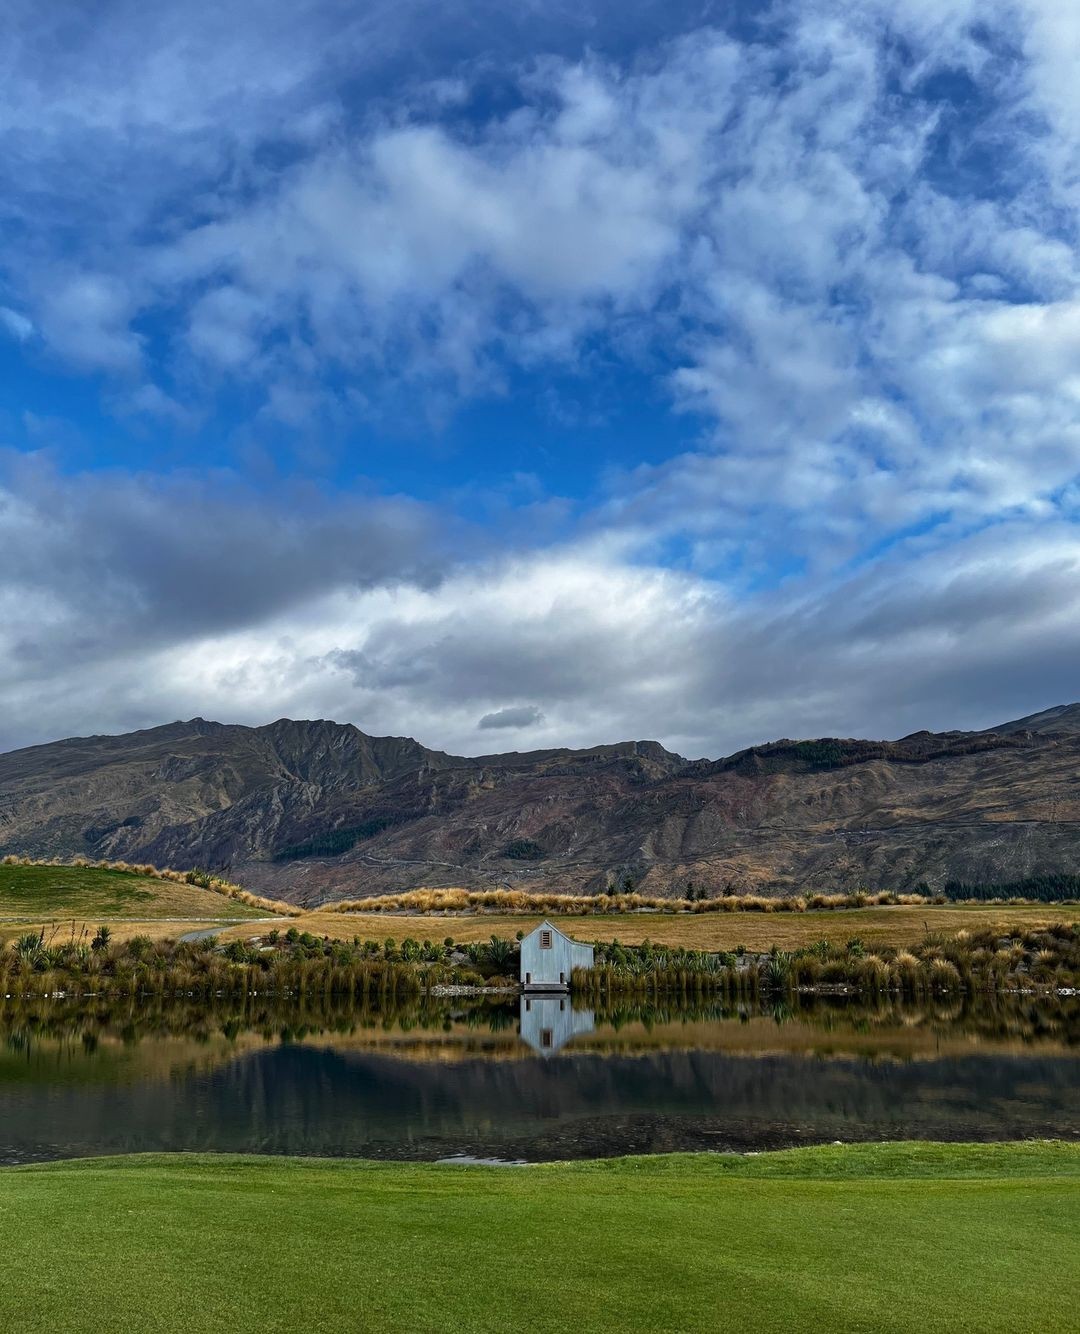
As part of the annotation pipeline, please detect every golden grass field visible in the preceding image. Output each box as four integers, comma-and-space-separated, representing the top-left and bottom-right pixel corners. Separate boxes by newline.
217, 900, 1080, 950
0, 917, 267, 948
3, 860, 1078, 953
11, 904, 1080, 953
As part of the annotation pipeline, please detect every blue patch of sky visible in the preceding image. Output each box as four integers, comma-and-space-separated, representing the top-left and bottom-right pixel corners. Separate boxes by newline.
1, 342, 106, 466
907, 39, 1049, 219
642, 527, 808, 590
433, 369, 697, 503
849, 511, 956, 572
2, 296, 705, 512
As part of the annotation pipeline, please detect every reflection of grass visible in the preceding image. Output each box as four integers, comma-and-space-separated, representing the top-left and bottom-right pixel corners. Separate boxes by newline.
0, 992, 515, 1072
2, 1143, 1078, 1333
220, 902, 1080, 951
2, 993, 1076, 1083
0, 864, 266, 923
0, 1030, 271, 1088
581, 994, 1080, 1056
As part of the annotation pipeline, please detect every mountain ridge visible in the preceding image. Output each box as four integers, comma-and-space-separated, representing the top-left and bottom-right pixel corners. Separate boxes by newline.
1, 707, 1078, 904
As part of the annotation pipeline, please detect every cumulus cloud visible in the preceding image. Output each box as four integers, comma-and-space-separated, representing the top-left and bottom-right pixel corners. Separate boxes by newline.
0, 455, 455, 699
5, 518, 1076, 759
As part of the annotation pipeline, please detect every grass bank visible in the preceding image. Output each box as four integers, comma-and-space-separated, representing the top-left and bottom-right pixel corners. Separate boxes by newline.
0, 860, 293, 925
1, 1143, 1077, 1334
0, 862, 265, 922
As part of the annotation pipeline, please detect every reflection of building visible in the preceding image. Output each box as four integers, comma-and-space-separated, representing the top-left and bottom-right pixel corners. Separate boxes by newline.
520, 919, 594, 991
519, 993, 595, 1056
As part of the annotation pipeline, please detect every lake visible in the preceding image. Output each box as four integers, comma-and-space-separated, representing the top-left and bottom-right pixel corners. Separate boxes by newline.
1, 993, 1077, 1163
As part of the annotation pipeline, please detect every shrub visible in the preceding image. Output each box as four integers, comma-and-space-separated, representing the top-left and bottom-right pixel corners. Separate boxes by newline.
942, 873, 1080, 903
13, 931, 43, 962
762, 951, 792, 989
504, 839, 546, 860
485, 936, 515, 969
272, 816, 401, 862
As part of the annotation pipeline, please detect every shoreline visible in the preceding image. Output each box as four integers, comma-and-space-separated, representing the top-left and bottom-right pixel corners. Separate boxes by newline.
4, 1137, 1079, 1172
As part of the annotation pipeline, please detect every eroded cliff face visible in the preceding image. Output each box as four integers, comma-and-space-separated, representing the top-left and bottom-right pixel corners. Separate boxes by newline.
2, 706, 1079, 905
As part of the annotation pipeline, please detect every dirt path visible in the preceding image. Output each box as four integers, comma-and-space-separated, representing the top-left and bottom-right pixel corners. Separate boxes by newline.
178, 917, 281, 943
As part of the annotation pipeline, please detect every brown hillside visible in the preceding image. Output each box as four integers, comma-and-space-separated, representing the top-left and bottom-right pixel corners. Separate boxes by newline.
1, 710, 1079, 904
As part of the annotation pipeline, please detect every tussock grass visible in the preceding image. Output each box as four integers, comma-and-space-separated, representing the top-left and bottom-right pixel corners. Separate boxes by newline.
329, 886, 941, 915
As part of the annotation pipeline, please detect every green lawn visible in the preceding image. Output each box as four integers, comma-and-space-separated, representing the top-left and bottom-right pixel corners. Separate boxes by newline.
0, 863, 264, 921
1, 1143, 1076, 1333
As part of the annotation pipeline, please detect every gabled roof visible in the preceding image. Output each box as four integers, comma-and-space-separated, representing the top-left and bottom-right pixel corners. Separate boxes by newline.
524, 919, 592, 948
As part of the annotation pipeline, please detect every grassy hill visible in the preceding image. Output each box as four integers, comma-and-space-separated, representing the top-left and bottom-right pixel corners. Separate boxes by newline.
0, 862, 270, 922
2, 1143, 1077, 1333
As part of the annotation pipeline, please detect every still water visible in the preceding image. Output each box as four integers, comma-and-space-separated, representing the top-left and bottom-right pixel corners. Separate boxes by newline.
1, 993, 1077, 1163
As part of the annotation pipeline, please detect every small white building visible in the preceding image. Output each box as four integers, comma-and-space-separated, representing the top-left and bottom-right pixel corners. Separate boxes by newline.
519, 919, 594, 992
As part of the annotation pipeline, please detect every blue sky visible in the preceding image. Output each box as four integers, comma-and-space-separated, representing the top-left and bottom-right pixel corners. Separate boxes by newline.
2, 0, 1079, 756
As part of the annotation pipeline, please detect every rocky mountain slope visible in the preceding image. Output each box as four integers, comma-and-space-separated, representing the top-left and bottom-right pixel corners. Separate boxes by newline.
2, 707, 1079, 905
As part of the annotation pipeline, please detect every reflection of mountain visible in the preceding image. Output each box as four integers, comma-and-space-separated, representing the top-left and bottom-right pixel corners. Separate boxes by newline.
519, 995, 595, 1055
2, 1038, 1078, 1164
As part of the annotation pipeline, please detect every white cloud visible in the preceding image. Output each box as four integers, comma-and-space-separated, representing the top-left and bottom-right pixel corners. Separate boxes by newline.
36, 272, 143, 372
4, 515, 1077, 759
142, 36, 732, 400
0, 307, 33, 341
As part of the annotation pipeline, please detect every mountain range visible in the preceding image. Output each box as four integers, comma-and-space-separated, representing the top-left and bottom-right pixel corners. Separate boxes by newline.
2, 705, 1079, 906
